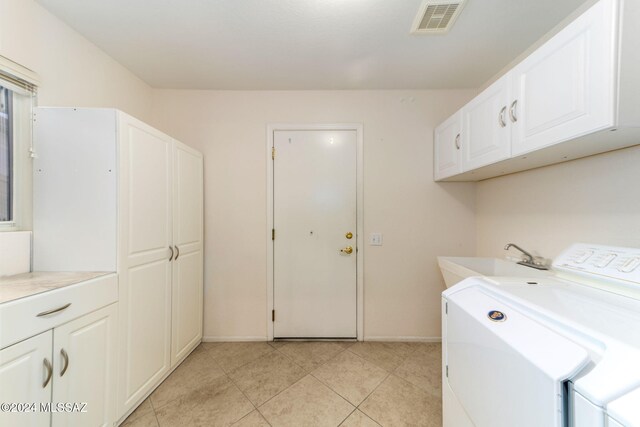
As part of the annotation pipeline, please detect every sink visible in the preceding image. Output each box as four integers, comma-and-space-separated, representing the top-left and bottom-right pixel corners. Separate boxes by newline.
438, 256, 552, 288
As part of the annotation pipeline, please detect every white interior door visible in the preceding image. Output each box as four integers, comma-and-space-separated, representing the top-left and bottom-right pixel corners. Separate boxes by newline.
273, 129, 357, 338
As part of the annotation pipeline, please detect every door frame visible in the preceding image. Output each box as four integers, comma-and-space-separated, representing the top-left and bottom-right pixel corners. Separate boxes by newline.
266, 123, 364, 341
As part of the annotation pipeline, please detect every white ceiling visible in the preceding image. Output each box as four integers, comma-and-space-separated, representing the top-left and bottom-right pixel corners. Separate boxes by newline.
36, 0, 588, 90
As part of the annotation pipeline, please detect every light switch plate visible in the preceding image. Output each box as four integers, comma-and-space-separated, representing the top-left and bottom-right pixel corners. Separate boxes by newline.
369, 233, 383, 246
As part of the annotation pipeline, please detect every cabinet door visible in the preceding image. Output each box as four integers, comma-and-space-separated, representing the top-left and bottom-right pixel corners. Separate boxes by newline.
52, 304, 117, 427
171, 141, 204, 366
117, 113, 173, 415
510, 0, 616, 156
434, 111, 463, 180
0, 331, 52, 427
461, 75, 511, 171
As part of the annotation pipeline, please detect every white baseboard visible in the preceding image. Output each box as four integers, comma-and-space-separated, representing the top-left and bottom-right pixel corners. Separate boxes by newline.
364, 336, 442, 343
202, 335, 442, 343
202, 336, 267, 342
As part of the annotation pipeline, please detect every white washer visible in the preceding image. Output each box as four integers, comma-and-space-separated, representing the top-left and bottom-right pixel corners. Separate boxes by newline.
442, 243, 640, 427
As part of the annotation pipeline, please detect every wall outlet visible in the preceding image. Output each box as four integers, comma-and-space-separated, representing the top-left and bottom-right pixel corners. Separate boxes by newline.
369, 232, 383, 246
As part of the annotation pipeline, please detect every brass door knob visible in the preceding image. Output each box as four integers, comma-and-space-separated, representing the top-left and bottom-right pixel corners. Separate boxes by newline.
345, 232, 353, 239
341, 246, 353, 255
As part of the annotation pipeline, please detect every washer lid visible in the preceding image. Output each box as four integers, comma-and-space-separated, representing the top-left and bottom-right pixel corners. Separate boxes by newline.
476, 277, 640, 405
445, 285, 590, 427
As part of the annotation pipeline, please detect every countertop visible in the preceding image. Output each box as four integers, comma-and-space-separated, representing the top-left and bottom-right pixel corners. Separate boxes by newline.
0, 271, 112, 304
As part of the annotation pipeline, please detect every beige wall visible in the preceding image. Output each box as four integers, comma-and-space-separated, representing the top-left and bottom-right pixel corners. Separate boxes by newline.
0, 0, 153, 233
152, 90, 476, 340
0, 0, 153, 121
476, 145, 640, 260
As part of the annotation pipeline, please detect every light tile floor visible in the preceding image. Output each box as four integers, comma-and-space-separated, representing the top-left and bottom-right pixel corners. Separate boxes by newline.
121, 341, 442, 427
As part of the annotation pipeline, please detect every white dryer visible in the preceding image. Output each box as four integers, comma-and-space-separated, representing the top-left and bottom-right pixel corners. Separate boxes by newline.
442, 243, 640, 427
608, 388, 640, 427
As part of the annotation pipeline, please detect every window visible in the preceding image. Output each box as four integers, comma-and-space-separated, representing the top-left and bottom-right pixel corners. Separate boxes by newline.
0, 86, 14, 222
0, 57, 38, 230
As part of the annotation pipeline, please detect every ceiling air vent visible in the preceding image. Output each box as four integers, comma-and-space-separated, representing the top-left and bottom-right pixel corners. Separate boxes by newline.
411, 0, 466, 35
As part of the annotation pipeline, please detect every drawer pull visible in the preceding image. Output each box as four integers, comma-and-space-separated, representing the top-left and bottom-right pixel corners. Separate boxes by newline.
43, 358, 53, 388
60, 348, 69, 377
36, 303, 71, 317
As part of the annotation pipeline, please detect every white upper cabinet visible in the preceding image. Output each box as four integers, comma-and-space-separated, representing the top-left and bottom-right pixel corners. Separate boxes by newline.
434, 110, 462, 180
510, 0, 616, 156
434, 0, 640, 181
461, 75, 511, 170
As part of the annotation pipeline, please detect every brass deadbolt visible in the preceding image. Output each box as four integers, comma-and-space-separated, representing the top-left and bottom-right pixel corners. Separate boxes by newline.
345, 232, 353, 239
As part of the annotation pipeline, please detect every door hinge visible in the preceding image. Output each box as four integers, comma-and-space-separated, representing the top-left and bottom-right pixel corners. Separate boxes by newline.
272, 229, 275, 240
446, 365, 449, 377
272, 147, 276, 160
272, 310, 275, 322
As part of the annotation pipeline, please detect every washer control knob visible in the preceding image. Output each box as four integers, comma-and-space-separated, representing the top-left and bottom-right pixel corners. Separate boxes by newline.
595, 253, 617, 268
620, 257, 640, 273
574, 250, 594, 264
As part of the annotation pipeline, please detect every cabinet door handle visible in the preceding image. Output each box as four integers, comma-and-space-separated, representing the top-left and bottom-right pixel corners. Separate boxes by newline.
43, 358, 53, 388
509, 100, 518, 123
455, 133, 461, 150
169, 246, 174, 261
499, 106, 507, 128
36, 303, 71, 317
60, 348, 69, 377
174, 245, 180, 260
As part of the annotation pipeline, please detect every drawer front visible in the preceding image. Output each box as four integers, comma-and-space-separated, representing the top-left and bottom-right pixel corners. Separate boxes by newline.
0, 274, 117, 349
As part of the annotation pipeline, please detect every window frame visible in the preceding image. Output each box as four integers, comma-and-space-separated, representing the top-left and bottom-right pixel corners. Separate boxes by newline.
0, 57, 38, 232
0, 87, 32, 231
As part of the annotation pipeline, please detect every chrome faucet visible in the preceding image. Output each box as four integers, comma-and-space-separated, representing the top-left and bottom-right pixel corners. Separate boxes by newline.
504, 243, 549, 270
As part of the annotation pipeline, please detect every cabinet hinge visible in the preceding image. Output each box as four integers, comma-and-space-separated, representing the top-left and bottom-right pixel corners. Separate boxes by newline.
445, 302, 448, 314
272, 310, 275, 322
272, 147, 276, 160
272, 229, 275, 240
446, 365, 449, 378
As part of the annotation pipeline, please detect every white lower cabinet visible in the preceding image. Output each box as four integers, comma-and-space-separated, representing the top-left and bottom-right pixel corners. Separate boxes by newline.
52, 303, 117, 427
0, 303, 117, 427
0, 331, 52, 427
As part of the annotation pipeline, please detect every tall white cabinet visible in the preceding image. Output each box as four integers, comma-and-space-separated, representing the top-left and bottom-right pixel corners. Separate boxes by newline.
33, 108, 204, 421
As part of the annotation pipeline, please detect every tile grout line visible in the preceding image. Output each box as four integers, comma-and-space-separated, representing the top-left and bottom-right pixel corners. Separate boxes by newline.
336, 407, 358, 427
254, 371, 311, 409
214, 348, 262, 423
